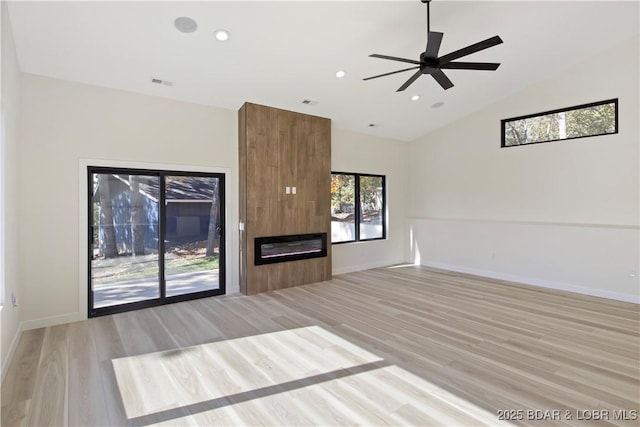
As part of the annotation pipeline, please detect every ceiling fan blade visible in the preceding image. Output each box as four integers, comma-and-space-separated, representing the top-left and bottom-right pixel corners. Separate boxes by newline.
431, 69, 454, 90
440, 61, 501, 71
397, 70, 424, 92
438, 35, 503, 65
369, 54, 421, 65
425, 31, 444, 59
363, 66, 420, 81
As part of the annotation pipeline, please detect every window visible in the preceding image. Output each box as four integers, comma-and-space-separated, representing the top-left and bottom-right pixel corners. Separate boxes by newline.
501, 98, 618, 147
331, 172, 386, 244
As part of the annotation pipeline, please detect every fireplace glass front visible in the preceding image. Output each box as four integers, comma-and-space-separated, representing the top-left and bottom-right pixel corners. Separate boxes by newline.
255, 233, 327, 265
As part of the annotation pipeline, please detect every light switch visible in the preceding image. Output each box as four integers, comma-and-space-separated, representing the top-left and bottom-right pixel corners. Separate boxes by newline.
285, 187, 291, 194
292, 187, 297, 194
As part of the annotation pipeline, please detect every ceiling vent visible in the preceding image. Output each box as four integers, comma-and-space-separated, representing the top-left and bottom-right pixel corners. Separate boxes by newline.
151, 78, 173, 87
301, 99, 318, 106
174, 17, 198, 34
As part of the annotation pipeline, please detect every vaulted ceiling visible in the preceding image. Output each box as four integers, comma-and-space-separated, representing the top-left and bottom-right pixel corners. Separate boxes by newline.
6, 1, 639, 141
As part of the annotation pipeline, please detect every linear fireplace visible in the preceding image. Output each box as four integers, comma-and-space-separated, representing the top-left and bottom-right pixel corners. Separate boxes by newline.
255, 233, 327, 265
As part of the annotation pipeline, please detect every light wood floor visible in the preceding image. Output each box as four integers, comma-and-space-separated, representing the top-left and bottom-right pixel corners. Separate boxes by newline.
2, 265, 639, 426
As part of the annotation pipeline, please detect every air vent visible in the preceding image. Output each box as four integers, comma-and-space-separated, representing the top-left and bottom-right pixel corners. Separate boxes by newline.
301, 99, 318, 106
151, 78, 173, 87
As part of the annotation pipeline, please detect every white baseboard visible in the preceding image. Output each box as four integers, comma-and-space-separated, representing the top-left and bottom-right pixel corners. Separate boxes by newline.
333, 258, 406, 276
1, 320, 23, 384
21, 312, 85, 331
421, 260, 639, 304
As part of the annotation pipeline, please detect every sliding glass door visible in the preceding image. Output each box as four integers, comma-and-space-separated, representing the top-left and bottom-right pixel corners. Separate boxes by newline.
88, 167, 225, 317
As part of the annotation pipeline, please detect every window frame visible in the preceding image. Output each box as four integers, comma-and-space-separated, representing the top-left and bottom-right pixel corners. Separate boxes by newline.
501, 98, 618, 148
331, 171, 386, 245
87, 166, 226, 317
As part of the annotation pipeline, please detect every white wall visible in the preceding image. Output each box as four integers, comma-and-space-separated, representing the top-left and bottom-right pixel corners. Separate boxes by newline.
18, 74, 239, 328
1, 2, 23, 378
331, 128, 409, 274
408, 37, 640, 302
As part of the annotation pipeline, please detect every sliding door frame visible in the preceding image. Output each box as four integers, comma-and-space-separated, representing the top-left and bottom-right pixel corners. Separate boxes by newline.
87, 165, 226, 317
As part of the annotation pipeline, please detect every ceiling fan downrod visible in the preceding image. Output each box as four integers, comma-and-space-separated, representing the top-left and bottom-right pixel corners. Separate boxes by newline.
423, 0, 431, 37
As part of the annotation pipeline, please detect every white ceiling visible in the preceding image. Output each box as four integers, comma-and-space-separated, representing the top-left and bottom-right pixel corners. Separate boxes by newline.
6, 1, 639, 141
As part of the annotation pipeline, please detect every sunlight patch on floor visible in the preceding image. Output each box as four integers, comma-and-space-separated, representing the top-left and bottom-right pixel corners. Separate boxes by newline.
112, 325, 512, 426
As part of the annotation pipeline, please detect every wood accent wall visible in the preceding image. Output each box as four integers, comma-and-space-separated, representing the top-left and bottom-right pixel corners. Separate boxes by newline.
238, 102, 332, 295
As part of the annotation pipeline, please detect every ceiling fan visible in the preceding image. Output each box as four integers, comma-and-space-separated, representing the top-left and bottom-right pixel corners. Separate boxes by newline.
364, 0, 503, 92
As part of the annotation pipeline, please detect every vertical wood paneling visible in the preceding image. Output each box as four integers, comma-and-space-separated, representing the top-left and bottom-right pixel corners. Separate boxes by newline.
239, 103, 332, 295
238, 104, 248, 295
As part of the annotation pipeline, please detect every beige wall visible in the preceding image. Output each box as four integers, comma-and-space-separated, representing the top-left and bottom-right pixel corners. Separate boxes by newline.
331, 128, 409, 274
1, 1, 23, 377
408, 36, 640, 302
18, 74, 239, 328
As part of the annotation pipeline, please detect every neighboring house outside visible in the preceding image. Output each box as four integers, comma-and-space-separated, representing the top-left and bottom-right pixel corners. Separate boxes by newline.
93, 174, 218, 257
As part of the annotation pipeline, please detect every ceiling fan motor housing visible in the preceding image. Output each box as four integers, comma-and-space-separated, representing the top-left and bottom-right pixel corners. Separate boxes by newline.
419, 52, 438, 68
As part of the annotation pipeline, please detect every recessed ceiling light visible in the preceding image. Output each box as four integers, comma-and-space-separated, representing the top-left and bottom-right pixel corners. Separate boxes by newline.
174, 17, 198, 34
432, 101, 445, 108
336, 70, 346, 78
214, 29, 230, 41
411, 95, 420, 101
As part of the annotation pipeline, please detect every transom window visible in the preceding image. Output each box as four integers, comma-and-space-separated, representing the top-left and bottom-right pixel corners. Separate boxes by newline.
501, 99, 618, 147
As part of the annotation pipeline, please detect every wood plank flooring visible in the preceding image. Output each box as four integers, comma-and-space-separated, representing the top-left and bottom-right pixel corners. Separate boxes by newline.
2, 266, 639, 426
